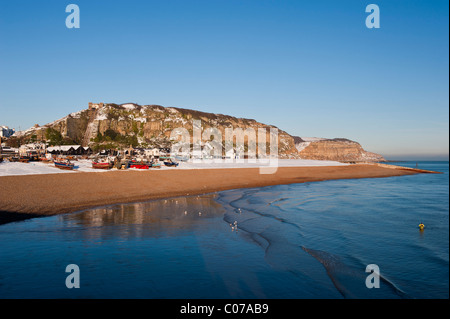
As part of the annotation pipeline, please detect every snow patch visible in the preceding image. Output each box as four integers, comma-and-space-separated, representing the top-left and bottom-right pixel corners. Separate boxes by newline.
300, 137, 327, 142
70, 111, 82, 118
295, 142, 311, 152
133, 117, 147, 123
121, 103, 137, 110
95, 107, 108, 121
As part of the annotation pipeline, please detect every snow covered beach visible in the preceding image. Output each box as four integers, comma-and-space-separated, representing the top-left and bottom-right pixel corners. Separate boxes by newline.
0, 159, 348, 177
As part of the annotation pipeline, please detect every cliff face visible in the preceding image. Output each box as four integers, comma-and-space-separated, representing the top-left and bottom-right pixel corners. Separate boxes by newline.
16, 103, 385, 162
295, 138, 385, 162
20, 103, 300, 158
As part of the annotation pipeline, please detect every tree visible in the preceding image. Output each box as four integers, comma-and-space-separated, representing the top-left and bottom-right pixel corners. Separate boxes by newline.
104, 129, 118, 141
93, 132, 104, 143
45, 128, 63, 146
6, 137, 20, 148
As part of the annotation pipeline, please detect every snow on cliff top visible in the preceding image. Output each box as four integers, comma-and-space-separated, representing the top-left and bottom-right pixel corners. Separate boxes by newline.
300, 137, 328, 142
121, 103, 138, 110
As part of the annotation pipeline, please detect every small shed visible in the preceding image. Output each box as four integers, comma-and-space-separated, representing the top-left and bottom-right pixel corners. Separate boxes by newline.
47, 145, 90, 155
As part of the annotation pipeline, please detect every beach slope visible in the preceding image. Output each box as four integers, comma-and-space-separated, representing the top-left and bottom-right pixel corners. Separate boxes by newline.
0, 164, 431, 224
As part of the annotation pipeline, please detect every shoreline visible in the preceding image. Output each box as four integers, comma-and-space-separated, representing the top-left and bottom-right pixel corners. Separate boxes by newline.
0, 164, 440, 225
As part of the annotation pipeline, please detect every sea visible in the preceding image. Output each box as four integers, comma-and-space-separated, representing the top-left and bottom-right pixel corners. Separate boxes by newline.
0, 161, 448, 299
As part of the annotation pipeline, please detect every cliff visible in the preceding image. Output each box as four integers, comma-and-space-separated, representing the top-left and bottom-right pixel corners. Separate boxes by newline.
16, 102, 300, 158
14, 103, 385, 162
295, 138, 385, 162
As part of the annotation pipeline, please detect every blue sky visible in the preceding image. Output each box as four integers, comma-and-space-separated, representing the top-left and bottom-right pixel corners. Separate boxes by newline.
0, 0, 448, 160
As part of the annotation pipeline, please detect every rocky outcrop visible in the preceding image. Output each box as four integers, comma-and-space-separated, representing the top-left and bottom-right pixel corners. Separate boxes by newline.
295, 138, 385, 162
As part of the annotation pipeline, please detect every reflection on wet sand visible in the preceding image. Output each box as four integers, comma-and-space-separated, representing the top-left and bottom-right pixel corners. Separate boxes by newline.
59, 194, 226, 239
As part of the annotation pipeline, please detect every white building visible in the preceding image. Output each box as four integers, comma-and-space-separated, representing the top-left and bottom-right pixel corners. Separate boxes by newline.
144, 148, 160, 157
0, 126, 15, 138
18, 143, 42, 155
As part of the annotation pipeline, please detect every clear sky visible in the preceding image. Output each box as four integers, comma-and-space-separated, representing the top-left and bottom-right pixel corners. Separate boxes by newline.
0, 0, 448, 160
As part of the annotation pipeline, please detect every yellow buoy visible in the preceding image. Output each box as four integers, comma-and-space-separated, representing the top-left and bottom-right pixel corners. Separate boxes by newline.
419, 223, 425, 230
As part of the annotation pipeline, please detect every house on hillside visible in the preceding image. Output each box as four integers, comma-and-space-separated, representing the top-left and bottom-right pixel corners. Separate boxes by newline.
0, 126, 15, 138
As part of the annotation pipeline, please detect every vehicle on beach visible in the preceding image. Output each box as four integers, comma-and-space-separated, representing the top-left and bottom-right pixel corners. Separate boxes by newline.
18, 156, 30, 163
27, 152, 40, 162
114, 158, 130, 170
54, 159, 75, 170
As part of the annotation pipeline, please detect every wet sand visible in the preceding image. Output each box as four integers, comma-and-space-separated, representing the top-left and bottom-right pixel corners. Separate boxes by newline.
0, 164, 433, 225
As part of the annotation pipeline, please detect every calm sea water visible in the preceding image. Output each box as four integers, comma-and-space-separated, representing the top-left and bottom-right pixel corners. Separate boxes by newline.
0, 161, 448, 299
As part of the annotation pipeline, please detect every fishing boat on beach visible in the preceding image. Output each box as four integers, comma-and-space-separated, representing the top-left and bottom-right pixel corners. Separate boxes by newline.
174, 155, 189, 162
92, 161, 112, 169
129, 161, 150, 169
92, 157, 112, 169
151, 161, 161, 168
54, 159, 75, 170
39, 155, 52, 163
163, 158, 179, 167
128, 157, 148, 169
128, 155, 155, 169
